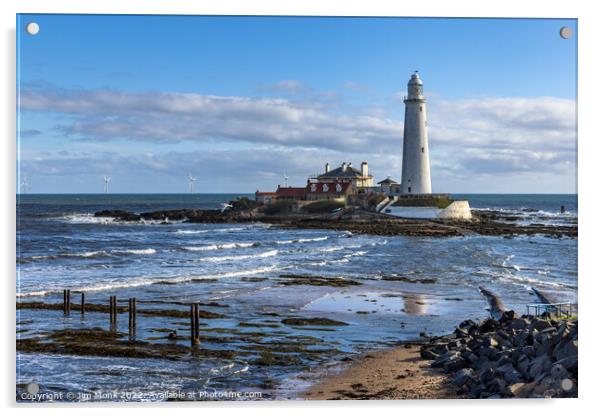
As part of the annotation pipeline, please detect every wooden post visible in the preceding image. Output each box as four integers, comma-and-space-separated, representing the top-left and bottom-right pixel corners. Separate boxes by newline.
63, 289, 67, 314
189, 304, 192, 343
132, 298, 136, 327
194, 303, 200, 343
128, 298, 137, 329
65, 289, 71, 315
80, 292, 85, 315
110, 295, 117, 323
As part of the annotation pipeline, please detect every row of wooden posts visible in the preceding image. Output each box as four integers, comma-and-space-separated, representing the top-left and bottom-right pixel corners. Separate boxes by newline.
62, 289, 201, 347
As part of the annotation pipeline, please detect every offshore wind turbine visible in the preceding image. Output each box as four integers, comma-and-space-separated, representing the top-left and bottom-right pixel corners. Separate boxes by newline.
188, 174, 197, 193
20, 175, 29, 193
103, 176, 111, 194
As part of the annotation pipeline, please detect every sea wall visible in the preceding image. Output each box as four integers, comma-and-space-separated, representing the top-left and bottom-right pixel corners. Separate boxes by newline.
385, 200, 472, 220
437, 201, 472, 220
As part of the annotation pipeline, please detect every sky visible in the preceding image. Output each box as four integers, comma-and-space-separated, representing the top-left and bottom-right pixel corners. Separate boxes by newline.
17, 14, 577, 194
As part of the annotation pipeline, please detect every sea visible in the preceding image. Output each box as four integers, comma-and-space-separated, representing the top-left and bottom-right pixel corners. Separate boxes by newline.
16, 193, 578, 401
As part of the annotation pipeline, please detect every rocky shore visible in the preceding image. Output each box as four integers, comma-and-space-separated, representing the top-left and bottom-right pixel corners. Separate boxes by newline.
94, 206, 577, 238
304, 311, 577, 400
419, 311, 578, 398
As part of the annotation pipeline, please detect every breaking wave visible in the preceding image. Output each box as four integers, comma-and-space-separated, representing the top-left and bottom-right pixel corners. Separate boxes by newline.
203, 249, 279, 263
17, 265, 280, 298
183, 242, 258, 252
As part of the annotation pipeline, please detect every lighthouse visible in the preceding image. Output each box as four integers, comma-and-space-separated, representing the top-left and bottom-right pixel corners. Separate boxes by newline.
401, 71, 432, 194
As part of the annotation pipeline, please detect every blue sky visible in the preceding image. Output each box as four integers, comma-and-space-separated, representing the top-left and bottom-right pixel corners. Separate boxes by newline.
17, 14, 577, 193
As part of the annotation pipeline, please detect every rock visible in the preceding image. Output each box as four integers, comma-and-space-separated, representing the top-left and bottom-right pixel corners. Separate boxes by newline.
550, 363, 570, 380
530, 318, 553, 332
479, 367, 495, 384
554, 339, 578, 361
554, 356, 578, 374
510, 318, 529, 331
443, 357, 469, 373
496, 363, 523, 385
431, 351, 460, 368
459, 319, 477, 329
508, 382, 536, 398
454, 327, 469, 338
419, 347, 439, 360
480, 318, 499, 333
528, 355, 553, 380
452, 368, 475, 387
482, 336, 499, 348
499, 310, 517, 323
517, 355, 531, 378
428, 342, 449, 355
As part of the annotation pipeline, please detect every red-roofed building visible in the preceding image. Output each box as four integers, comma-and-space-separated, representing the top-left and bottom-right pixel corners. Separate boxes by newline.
305, 181, 351, 201
275, 186, 306, 200
255, 191, 278, 204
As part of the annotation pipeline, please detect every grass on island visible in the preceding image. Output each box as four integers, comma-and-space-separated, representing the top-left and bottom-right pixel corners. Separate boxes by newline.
301, 199, 345, 214
392, 195, 453, 209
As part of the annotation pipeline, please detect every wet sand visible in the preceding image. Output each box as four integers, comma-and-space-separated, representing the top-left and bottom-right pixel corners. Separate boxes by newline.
303, 344, 462, 400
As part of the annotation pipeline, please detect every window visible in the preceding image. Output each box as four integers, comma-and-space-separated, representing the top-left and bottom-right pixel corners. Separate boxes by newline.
420, 106, 423, 112
408, 187, 412, 193
421, 147, 424, 153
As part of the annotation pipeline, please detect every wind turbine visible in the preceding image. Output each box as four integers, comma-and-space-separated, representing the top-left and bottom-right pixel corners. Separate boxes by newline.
188, 174, 197, 193
103, 176, 111, 194
20, 175, 29, 193
284, 171, 289, 187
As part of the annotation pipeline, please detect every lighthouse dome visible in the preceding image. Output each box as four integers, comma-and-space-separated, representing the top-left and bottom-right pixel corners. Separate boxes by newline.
408, 71, 423, 85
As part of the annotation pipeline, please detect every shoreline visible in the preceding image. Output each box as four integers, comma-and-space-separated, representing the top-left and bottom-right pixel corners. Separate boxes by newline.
302, 343, 461, 400
302, 311, 578, 400
92, 207, 577, 238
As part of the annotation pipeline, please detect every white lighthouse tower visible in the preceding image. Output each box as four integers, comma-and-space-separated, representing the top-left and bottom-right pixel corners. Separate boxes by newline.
401, 71, 432, 194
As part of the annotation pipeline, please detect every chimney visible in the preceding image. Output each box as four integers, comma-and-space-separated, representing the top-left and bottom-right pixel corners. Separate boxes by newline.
361, 162, 368, 177
325, 163, 330, 174
341, 162, 347, 172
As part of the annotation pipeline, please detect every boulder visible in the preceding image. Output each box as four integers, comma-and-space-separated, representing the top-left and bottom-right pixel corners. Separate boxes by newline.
480, 318, 499, 333
419, 347, 439, 360
554, 356, 578, 375
452, 368, 475, 387
554, 339, 578, 361
508, 382, 536, 398
496, 363, 523, 385
530, 318, 553, 332
509, 318, 529, 331
444, 357, 470, 373
528, 355, 553, 380
499, 310, 517, 323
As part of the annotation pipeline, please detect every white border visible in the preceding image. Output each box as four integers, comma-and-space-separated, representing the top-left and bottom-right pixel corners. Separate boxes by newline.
2, 1, 600, 415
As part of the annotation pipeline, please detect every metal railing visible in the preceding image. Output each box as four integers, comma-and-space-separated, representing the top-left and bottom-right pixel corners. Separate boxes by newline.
526, 303, 576, 319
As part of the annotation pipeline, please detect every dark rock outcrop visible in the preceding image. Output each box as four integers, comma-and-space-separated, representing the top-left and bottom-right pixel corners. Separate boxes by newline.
419, 314, 577, 398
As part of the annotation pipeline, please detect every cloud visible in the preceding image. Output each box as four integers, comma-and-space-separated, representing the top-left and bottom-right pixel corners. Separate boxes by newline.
20, 87, 402, 153
19, 129, 42, 137
261, 80, 308, 95
20, 87, 576, 182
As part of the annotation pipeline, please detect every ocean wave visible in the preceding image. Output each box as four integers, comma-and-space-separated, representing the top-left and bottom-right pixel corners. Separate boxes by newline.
173, 226, 248, 235
183, 242, 258, 252
203, 249, 279, 263
498, 273, 575, 290
16, 265, 280, 298
343, 250, 367, 259
19, 247, 157, 263
112, 248, 157, 255
276, 236, 328, 244
173, 229, 210, 235
55, 213, 186, 225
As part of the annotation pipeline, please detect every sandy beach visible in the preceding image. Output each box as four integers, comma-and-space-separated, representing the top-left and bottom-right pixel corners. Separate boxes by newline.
303, 344, 460, 400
